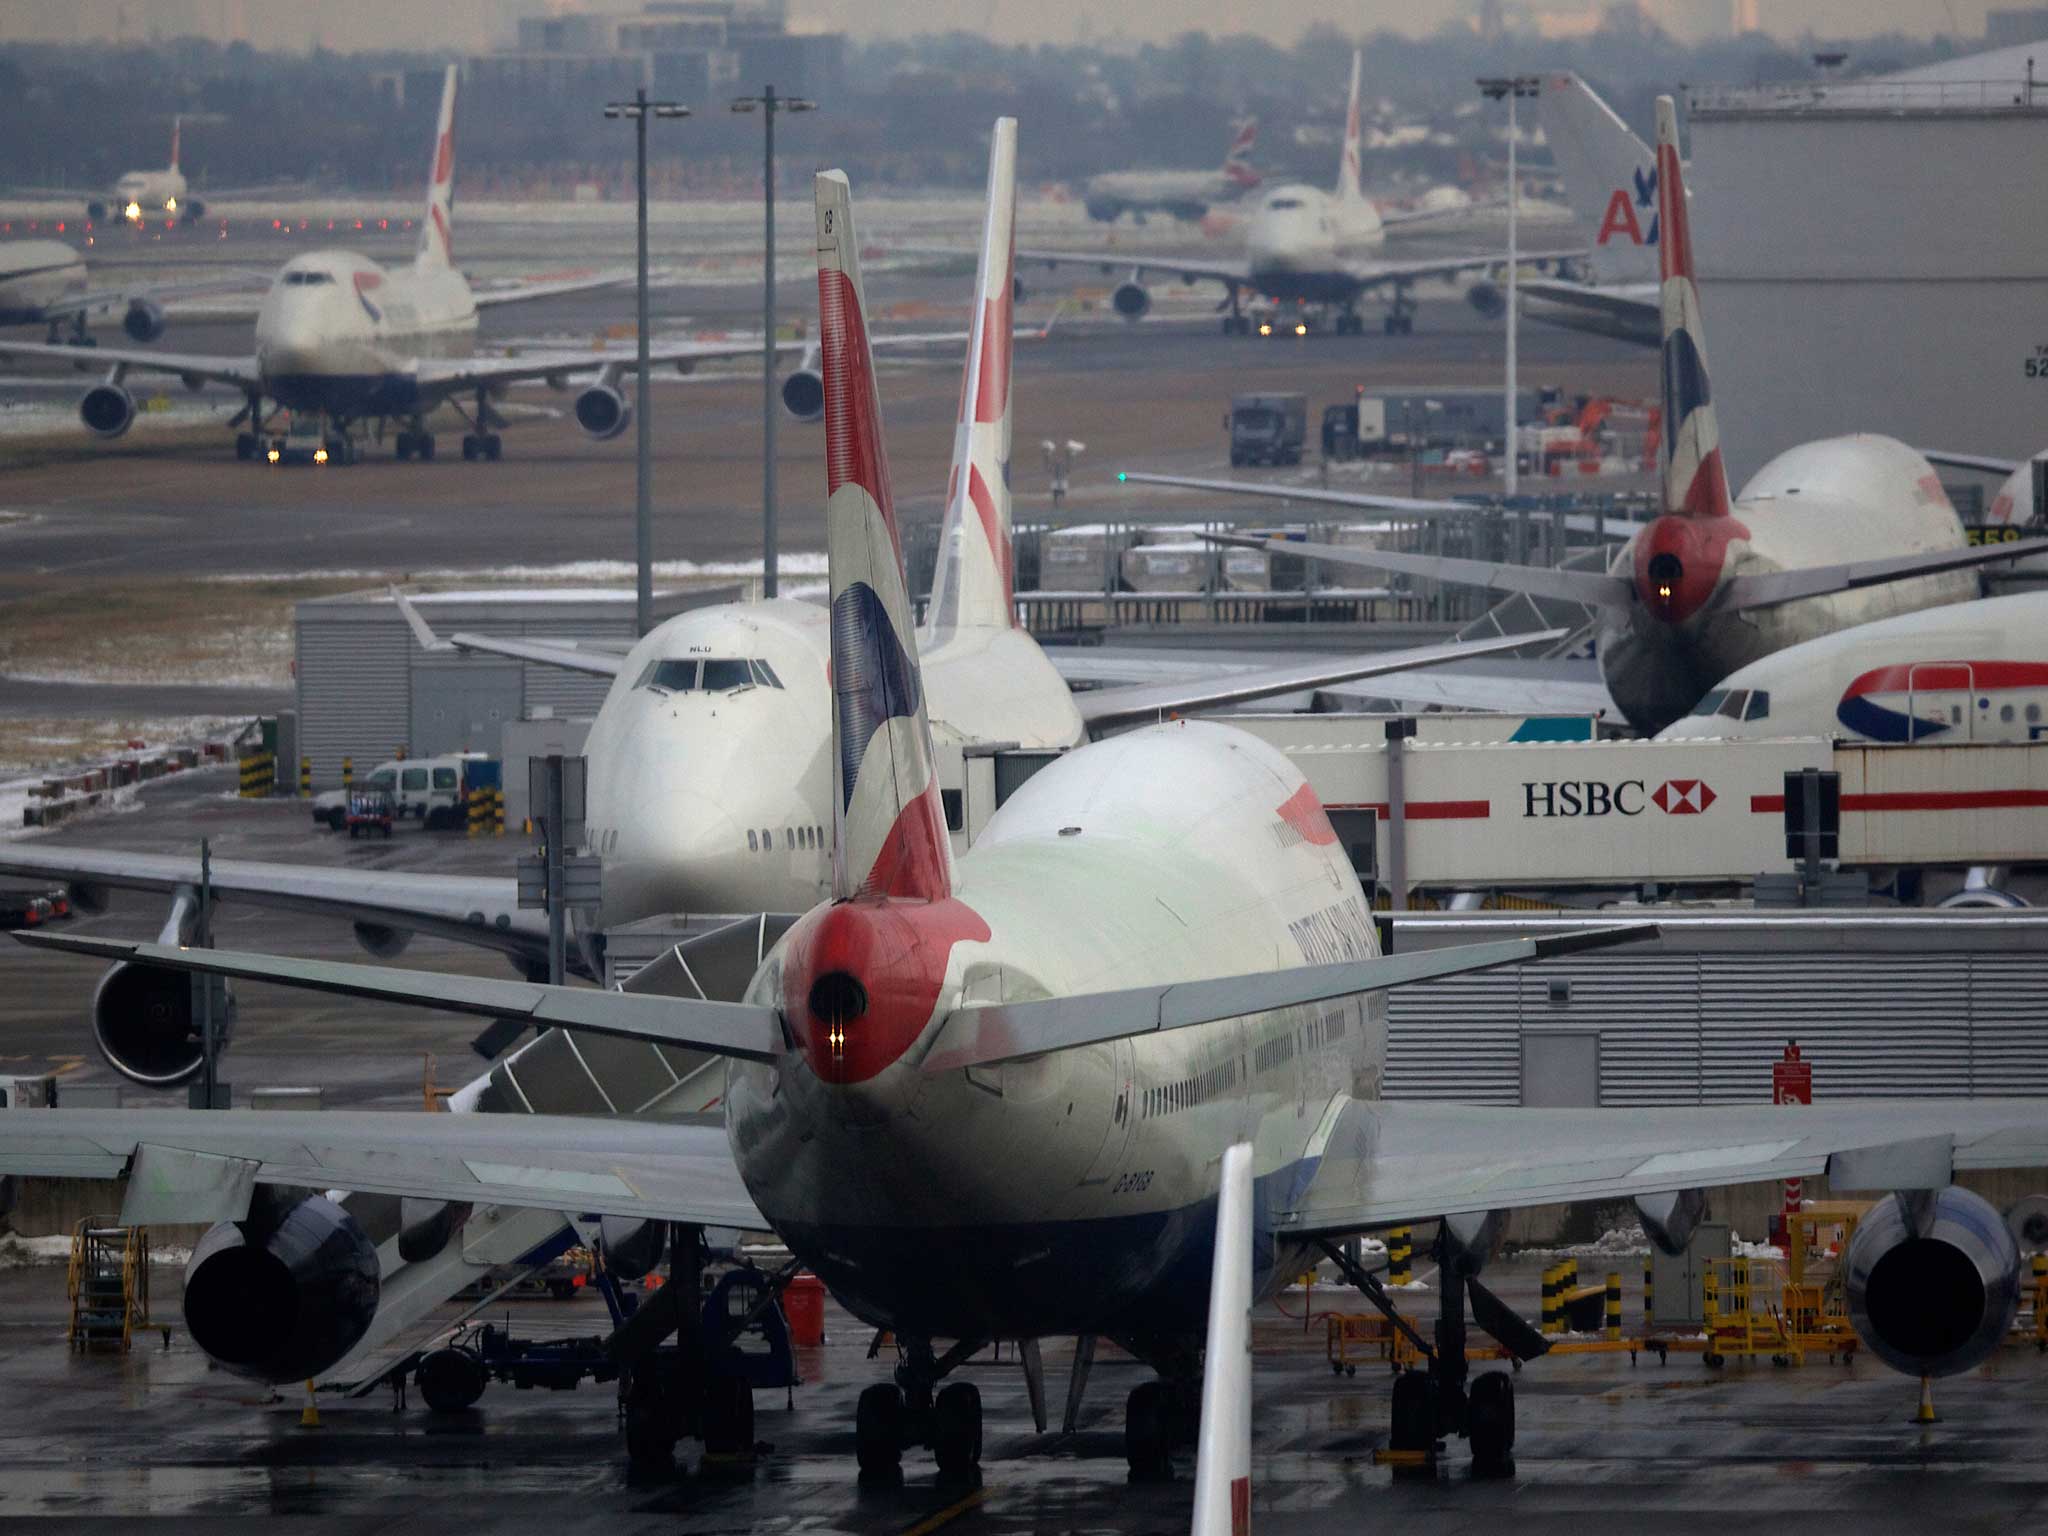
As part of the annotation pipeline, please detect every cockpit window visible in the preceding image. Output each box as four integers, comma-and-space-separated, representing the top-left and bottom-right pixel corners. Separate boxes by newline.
1691, 689, 1727, 718
282, 270, 335, 286
636, 658, 698, 692
1717, 689, 1749, 720
749, 658, 783, 690
700, 658, 754, 692
1743, 690, 1771, 721
1267, 197, 1305, 210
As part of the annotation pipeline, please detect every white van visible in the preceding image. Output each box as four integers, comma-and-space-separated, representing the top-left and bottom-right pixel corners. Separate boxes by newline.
312, 753, 484, 831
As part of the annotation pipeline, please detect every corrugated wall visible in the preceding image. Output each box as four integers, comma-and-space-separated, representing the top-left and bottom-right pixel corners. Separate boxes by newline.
295, 617, 412, 782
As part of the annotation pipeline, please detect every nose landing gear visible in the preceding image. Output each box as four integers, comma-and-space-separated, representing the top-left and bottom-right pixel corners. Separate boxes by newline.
854, 1335, 990, 1481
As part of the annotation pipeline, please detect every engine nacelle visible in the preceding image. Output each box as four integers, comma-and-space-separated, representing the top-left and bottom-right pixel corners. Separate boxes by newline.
574, 383, 631, 440
122, 298, 167, 344
92, 960, 235, 1087
352, 921, 411, 960
80, 383, 136, 439
2006, 1193, 2048, 1250
184, 1194, 380, 1383
396, 1198, 472, 1264
1845, 1186, 2021, 1378
87, 199, 109, 222
601, 1215, 667, 1281
1634, 1188, 1707, 1256
780, 367, 824, 423
1111, 280, 1151, 322
184, 197, 205, 220
1466, 280, 1506, 319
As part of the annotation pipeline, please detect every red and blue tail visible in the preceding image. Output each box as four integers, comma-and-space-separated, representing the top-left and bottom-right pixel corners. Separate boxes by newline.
1655, 95, 1730, 521
816, 169, 954, 905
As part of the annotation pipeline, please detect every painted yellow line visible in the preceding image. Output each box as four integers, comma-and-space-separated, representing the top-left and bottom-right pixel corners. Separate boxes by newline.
897, 1485, 991, 1536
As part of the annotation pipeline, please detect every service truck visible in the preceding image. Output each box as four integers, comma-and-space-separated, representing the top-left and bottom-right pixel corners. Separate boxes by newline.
1322, 385, 1553, 460
1227, 392, 1307, 467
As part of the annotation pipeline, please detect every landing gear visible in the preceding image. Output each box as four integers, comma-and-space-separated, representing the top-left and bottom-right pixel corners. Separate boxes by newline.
461, 432, 502, 462
1466, 1370, 1516, 1477
858, 1335, 989, 1477
235, 432, 257, 461
931, 1381, 982, 1479
1221, 287, 1250, 336
1383, 292, 1418, 335
322, 434, 354, 465
1124, 1379, 1174, 1480
856, 1382, 905, 1476
1335, 310, 1368, 335
395, 428, 437, 462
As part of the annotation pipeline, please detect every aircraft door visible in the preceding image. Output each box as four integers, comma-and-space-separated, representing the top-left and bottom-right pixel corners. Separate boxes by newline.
1079, 1038, 1136, 1187
1908, 662, 1974, 741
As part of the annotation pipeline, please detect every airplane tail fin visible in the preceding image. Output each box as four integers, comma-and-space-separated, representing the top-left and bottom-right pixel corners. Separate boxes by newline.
816, 168, 954, 904
924, 117, 1020, 643
1654, 95, 1731, 521
169, 115, 181, 173
1190, 1142, 1254, 1536
1539, 73, 1657, 287
417, 65, 459, 272
1336, 49, 1365, 204
1222, 115, 1259, 189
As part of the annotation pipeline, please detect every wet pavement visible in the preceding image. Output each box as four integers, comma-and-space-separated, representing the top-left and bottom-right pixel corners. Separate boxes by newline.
2, 1254, 2045, 1531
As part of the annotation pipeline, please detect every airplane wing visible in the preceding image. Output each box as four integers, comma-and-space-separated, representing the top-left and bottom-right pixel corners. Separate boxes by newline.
0, 338, 260, 391
1313, 661, 1615, 717
1331, 250, 1581, 299
392, 588, 623, 678
1116, 471, 1647, 539
470, 269, 634, 309
1920, 449, 2023, 476
1717, 537, 2048, 611
1017, 248, 1254, 290
1515, 277, 1659, 345
1073, 628, 1566, 730
1206, 532, 1635, 610
1281, 1096, 2048, 1235
1377, 196, 1508, 228
0, 1106, 761, 1230
0, 847, 547, 967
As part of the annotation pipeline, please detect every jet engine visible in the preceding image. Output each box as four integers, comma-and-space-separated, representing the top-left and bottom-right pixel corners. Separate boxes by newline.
79, 383, 137, 439
780, 366, 825, 423
574, 383, 631, 440
1465, 280, 1505, 319
352, 921, 411, 960
183, 1193, 381, 1383
601, 1215, 668, 1281
1111, 281, 1151, 322
184, 197, 206, 220
87, 200, 109, 222
92, 959, 235, 1086
1844, 1186, 2021, 1378
122, 298, 167, 344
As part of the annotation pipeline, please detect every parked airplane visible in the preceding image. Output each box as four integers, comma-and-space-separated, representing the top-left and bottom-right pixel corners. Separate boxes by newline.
11, 147, 2048, 1491
1125, 97, 2048, 734
1082, 116, 1260, 224
0, 118, 1548, 1095
1656, 591, 2048, 745
1019, 51, 1559, 336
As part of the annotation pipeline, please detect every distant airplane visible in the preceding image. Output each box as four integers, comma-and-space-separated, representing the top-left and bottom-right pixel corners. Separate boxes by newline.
1082, 116, 1260, 224
0, 238, 217, 345
5, 115, 293, 225
1019, 50, 1565, 337
1124, 95, 2048, 734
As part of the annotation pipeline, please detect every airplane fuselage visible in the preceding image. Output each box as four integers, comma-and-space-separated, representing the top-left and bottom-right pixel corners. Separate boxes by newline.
1243, 183, 1386, 304
112, 167, 187, 216
0, 240, 87, 324
1598, 435, 1976, 734
726, 721, 1381, 1339
253, 251, 477, 417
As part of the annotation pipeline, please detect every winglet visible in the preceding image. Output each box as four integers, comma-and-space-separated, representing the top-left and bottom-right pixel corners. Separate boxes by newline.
1190, 1142, 1254, 1536
816, 169, 954, 903
1654, 95, 1730, 520
925, 117, 1020, 640
389, 586, 452, 653
418, 65, 459, 272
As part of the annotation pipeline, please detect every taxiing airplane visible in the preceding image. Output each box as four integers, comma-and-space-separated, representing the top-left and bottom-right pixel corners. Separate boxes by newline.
1126, 96, 2048, 734
1019, 51, 1563, 337
94, 115, 193, 224
1656, 590, 2048, 745
1082, 116, 1260, 224
9, 147, 2048, 1492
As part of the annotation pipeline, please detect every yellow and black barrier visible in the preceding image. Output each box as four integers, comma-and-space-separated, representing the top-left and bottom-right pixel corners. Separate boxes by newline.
341, 756, 354, 790
467, 789, 490, 838
298, 756, 311, 798
1644, 1258, 1655, 1327
1541, 1263, 1561, 1334
1387, 1227, 1412, 1287
1605, 1272, 1623, 1341
238, 751, 275, 799
492, 787, 505, 836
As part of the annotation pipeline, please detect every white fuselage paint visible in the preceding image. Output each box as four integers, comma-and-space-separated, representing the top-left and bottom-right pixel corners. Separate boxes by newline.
579, 601, 1086, 927
112, 166, 186, 215
0, 240, 87, 323
726, 721, 1382, 1339
1242, 183, 1386, 304
1656, 591, 2048, 746
1599, 435, 1979, 734
253, 251, 478, 415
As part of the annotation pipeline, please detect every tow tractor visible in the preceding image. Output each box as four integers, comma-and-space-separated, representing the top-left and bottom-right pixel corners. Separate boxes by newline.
404, 1228, 801, 1470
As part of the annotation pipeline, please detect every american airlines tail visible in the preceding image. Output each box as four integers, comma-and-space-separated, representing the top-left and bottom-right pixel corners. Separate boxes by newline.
816, 168, 955, 904
1335, 49, 1366, 205
1654, 95, 1731, 522
416, 65, 459, 272
1222, 115, 1259, 189
924, 118, 1019, 642
1539, 73, 1658, 287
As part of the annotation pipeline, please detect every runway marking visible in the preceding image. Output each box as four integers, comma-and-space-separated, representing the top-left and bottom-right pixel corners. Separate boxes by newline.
897, 1485, 991, 1535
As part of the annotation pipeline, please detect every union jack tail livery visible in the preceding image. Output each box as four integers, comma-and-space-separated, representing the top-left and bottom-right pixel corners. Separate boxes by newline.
1222, 116, 1260, 189
1654, 94, 1731, 521
925, 117, 1020, 642
1336, 50, 1365, 206
816, 169, 955, 904
417, 66, 459, 272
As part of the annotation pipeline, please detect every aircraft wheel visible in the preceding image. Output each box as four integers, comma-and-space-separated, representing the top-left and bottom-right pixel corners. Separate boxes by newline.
701, 1370, 755, 1457
1389, 1368, 1436, 1455
623, 1367, 682, 1469
1383, 313, 1399, 335
461, 434, 479, 462
932, 1380, 982, 1478
1124, 1380, 1173, 1481
856, 1382, 905, 1476
1467, 1370, 1515, 1477
417, 433, 435, 462
416, 1346, 486, 1413
483, 433, 503, 461
235, 432, 256, 462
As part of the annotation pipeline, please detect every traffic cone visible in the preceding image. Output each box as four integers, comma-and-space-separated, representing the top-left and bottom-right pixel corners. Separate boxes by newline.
1913, 1374, 1938, 1425
299, 1378, 322, 1429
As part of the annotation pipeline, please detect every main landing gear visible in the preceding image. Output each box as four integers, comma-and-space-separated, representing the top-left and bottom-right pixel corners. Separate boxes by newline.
394, 422, 437, 461
1318, 1227, 1546, 1479
856, 1335, 991, 1481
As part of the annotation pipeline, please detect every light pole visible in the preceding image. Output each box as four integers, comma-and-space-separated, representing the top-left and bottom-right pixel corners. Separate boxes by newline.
733, 85, 817, 600
604, 88, 690, 637
1478, 75, 1538, 499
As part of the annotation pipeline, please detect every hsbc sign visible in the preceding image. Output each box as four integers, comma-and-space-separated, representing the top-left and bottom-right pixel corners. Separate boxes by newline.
1521, 778, 1719, 818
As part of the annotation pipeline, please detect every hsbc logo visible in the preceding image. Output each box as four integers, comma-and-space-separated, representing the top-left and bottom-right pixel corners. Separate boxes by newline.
1652, 778, 1716, 814
1521, 778, 1718, 818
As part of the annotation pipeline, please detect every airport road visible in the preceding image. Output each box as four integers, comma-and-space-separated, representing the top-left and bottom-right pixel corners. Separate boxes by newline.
0, 1255, 2041, 1529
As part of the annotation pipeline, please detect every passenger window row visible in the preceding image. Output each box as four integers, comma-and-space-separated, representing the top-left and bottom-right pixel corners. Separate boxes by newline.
1143, 1057, 1242, 1118
747, 824, 827, 853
